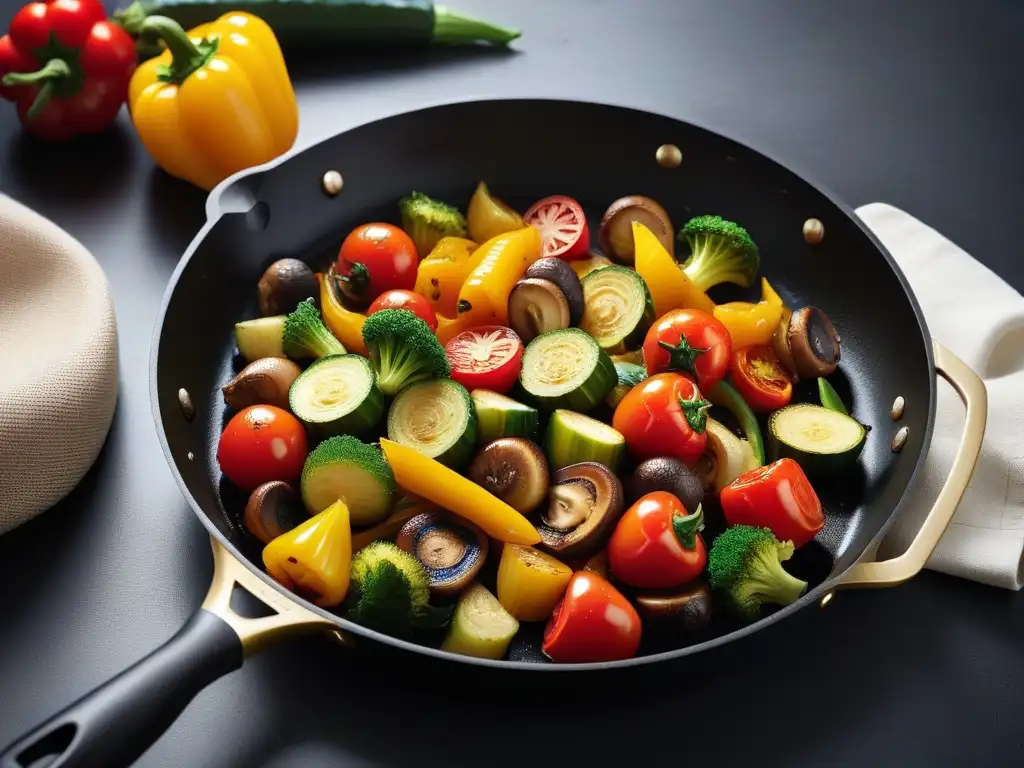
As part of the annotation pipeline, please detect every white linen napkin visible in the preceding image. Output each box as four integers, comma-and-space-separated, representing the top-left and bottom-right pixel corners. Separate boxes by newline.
857, 203, 1024, 590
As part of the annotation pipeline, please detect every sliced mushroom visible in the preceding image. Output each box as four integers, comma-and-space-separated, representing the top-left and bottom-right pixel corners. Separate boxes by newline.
628, 457, 704, 511
525, 258, 585, 325
468, 438, 550, 514
599, 195, 674, 264
634, 581, 712, 632
244, 481, 307, 544
788, 306, 841, 378
538, 462, 625, 560
396, 510, 488, 597
772, 307, 798, 381
258, 258, 318, 316
222, 357, 302, 410
507, 277, 571, 343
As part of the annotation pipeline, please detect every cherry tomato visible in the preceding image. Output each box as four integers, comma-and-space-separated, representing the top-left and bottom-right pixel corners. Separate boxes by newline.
542, 571, 641, 663
217, 405, 308, 492
336, 223, 419, 305
612, 372, 710, 466
721, 459, 824, 548
731, 345, 793, 412
444, 325, 524, 393
608, 492, 707, 589
523, 195, 590, 261
368, 289, 438, 332
643, 309, 732, 391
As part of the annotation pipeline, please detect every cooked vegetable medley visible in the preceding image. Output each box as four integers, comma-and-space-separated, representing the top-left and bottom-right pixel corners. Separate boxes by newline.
216, 183, 863, 663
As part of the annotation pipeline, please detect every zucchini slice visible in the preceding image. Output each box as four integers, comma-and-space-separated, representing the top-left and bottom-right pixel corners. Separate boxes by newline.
441, 583, 519, 660
235, 315, 286, 362
289, 355, 384, 438
301, 436, 396, 525
387, 379, 477, 469
471, 389, 539, 443
579, 266, 655, 353
768, 404, 866, 476
519, 328, 616, 412
546, 409, 625, 472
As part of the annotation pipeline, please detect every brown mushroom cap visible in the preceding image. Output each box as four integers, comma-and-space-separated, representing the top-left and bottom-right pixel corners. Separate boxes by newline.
222, 357, 302, 410
633, 581, 712, 632
244, 481, 306, 544
396, 510, 489, 597
787, 306, 841, 378
538, 462, 625, 560
258, 258, 318, 316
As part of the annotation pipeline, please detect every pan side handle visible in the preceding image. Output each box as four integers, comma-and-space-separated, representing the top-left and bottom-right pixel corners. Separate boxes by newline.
836, 341, 988, 589
0, 539, 337, 768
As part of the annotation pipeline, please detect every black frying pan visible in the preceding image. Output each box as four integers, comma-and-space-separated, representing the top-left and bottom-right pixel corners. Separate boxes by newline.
0, 99, 986, 768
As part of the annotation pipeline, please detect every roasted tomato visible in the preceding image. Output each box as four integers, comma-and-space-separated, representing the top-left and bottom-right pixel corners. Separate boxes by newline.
217, 405, 308, 492
612, 372, 710, 466
721, 459, 824, 548
608, 492, 707, 589
542, 571, 641, 663
643, 308, 732, 391
368, 289, 438, 332
731, 345, 793, 412
444, 325, 524, 393
336, 223, 419, 305
523, 195, 590, 260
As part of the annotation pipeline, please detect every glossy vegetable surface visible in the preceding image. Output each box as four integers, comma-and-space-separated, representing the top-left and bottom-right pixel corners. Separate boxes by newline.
445, 325, 523, 393
599, 196, 673, 265
613, 372, 709, 465
263, 499, 352, 607
466, 181, 524, 243
706, 379, 766, 467
712, 277, 783, 349
442, 583, 519, 660
497, 545, 573, 622
336, 223, 419, 305
318, 272, 368, 356
818, 377, 848, 414
642, 308, 731, 391
456, 226, 543, 324
633, 221, 715, 316
542, 571, 641, 663
396, 510, 488, 596
413, 236, 479, 317
368, 289, 438, 331
731, 344, 793, 412
217, 405, 308, 492
608, 492, 706, 589
523, 194, 590, 260
721, 459, 824, 548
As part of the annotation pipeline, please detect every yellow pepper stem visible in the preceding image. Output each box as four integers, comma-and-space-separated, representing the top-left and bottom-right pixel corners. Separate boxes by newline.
138, 15, 218, 84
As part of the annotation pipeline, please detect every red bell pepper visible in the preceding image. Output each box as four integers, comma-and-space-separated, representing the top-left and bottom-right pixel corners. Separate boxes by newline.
720, 458, 825, 548
0, 0, 136, 140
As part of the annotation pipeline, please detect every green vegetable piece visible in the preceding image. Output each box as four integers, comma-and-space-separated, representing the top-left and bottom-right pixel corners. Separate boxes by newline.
768, 403, 865, 477
546, 409, 626, 472
677, 215, 760, 292
301, 435, 396, 525
348, 541, 450, 637
399, 191, 468, 257
387, 379, 477, 469
234, 315, 286, 362
289, 354, 385, 438
707, 379, 766, 466
471, 389, 539, 444
708, 525, 807, 619
817, 377, 849, 415
605, 362, 647, 409
579, 266, 655, 354
282, 299, 346, 360
441, 582, 519, 660
361, 308, 450, 396
519, 328, 616, 412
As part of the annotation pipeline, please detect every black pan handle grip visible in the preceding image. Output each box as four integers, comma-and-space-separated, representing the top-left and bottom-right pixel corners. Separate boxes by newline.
0, 609, 242, 768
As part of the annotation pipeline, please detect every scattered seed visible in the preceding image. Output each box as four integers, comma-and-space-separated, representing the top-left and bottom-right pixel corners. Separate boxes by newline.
891, 426, 909, 453
891, 396, 906, 421
656, 144, 682, 169
178, 388, 196, 423
803, 217, 825, 245
322, 170, 343, 196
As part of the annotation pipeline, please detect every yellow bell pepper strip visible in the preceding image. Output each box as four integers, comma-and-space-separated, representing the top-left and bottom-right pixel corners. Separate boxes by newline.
263, 499, 352, 607
466, 181, 524, 243
350, 495, 435, 552
455, 226, 543, 325
633, 221, 715, 316
413, 236, 480, 317
713, 277, 784, 349
317, 272, 368, 356
128, 12, 298, 192
379, 438, 541, 545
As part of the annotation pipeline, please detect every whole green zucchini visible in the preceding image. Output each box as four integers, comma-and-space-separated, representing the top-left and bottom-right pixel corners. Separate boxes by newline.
115, 0, 520, 58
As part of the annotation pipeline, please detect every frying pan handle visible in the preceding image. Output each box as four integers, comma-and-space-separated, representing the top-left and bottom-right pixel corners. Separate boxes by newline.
0, 539, 338, 768
837, 341, 988, 589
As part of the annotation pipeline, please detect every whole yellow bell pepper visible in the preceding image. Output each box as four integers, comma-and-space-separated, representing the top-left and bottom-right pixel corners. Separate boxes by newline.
128, 12, 298, 191
413, 237, 480, 317
713, 278, 784, 349
263, 499, 352, 608
456, 226, 543, 324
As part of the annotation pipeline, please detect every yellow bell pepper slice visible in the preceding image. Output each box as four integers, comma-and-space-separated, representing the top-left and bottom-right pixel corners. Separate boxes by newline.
379, 438, 541, 545
497, 545, 573, 622
318, 273, 368, 356
713, 278, 784, 349
456, 226, 543, 325
128, 13, 298, 191
413, 237, 480, 317
570, 252, 614, 279
467, 181, 524, 243
262, 499, 352, 607
633, 221, 716, 317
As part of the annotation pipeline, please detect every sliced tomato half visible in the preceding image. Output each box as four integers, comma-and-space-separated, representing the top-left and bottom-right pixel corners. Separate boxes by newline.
524, 195, 591, 260
731, 345, 793, 412
444, 325, 524, 393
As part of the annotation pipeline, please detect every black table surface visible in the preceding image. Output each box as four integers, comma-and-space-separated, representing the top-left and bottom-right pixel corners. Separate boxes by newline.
2, 1, 1023, 765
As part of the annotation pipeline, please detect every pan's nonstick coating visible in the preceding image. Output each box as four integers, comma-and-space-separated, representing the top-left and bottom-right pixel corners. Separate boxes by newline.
153, 100, 935, 669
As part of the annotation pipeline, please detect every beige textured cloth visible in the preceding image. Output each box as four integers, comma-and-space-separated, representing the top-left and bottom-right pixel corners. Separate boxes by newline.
0, 194, 118, 534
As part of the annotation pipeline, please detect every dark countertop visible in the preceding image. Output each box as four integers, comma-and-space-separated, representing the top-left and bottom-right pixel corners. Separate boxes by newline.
1, 1, 1023, 766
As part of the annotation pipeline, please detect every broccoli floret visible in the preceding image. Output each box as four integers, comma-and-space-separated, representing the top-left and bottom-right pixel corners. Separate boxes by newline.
678, 215, 760, 291
282, 299, 346, 360
708, 525, 807, 619
361, 309, 450, 395
399, 191, 468, 257
347, 542, 450, 636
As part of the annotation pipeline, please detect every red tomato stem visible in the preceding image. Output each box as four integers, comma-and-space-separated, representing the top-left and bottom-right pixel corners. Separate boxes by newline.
671, 504, 705, 550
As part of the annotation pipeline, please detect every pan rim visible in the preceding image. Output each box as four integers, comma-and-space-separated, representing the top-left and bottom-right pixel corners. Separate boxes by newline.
150, 96, 937, 671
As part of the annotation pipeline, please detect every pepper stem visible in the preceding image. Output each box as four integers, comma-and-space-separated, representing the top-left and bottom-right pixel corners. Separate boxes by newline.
113, 1, 150, 36
2, 59, 72, 121
138, 15, 218, 84
432, 5, 520, 46
671, 504, 705, 550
